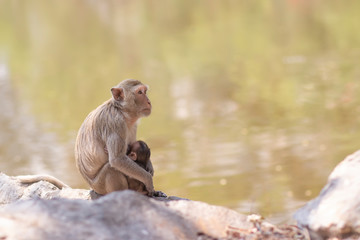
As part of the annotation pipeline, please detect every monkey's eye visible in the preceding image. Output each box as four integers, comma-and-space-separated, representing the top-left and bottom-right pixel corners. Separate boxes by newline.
138, 90, 143, 94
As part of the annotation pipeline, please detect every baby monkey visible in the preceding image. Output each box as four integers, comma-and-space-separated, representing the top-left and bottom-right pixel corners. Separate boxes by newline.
126, 140, 158, 195
104, 140, 166, 197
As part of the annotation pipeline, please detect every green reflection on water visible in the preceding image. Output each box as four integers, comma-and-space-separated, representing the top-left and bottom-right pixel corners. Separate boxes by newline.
1, 1, 360, 223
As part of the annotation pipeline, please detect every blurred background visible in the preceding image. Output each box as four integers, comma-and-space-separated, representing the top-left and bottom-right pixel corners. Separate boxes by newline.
0, 0, 359, 224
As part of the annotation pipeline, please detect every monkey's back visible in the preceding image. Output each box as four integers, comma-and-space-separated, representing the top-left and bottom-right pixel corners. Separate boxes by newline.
75, 100, 121, 183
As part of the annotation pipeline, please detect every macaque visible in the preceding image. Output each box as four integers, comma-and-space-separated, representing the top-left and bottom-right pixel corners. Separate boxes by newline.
126, 140, 153, 194
75, 79, 160, 196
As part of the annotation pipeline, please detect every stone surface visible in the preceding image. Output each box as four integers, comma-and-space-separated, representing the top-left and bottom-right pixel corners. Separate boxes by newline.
0, 191, 198, 240
0, 173, 90, 207
294, 150, 360, 239
0, 172, 255, 240
0, 172, 310, 239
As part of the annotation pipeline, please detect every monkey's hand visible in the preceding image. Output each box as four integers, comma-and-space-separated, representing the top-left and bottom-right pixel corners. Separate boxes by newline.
153, 191, 167, 198
144, 173, 155, 195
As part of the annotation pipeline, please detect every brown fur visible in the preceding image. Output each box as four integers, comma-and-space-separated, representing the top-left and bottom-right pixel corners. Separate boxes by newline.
127, 140, 153, 194
75, 79, 154, 195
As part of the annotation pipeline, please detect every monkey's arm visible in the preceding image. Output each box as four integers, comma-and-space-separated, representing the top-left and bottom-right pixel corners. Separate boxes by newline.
16, 175, 69, 189
146, 160, 154, 176
106, 134, 154, 193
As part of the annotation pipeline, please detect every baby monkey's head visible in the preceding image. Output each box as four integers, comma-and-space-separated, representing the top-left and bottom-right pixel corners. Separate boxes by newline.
127, 140, 151, 164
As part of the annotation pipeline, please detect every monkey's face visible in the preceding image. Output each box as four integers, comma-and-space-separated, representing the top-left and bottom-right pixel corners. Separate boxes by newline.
134, 85, 152, 117
112, 80, 152, 118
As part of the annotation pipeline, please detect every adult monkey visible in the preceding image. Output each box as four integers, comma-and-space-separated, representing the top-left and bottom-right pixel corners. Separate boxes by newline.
75, 79, 160, 196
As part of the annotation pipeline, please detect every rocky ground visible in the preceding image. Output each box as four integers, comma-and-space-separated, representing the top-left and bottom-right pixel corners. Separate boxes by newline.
0, 173, 307, 240
1, 150, 360, 240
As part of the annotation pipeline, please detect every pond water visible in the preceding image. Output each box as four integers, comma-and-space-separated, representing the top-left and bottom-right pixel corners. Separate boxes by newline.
1, 1, 360, 224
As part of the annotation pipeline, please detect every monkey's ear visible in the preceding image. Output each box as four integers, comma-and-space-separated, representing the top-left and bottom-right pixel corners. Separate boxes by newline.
111, 87, 124, 101
129, 152, 137, 161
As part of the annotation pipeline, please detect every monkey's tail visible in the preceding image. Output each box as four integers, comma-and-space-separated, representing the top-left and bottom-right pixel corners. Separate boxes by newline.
16, 174, 70, 189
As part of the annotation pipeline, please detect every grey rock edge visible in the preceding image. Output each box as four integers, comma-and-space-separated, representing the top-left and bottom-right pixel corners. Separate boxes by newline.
294, 150, 360, 239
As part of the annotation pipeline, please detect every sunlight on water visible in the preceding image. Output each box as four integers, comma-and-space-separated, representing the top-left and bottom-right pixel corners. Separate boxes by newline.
0, 1, 360, 224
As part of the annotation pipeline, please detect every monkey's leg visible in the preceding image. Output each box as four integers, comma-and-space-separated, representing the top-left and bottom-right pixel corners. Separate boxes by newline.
127, 177, 149, 195
91, 163, 129, 195
104, 167, 129, 194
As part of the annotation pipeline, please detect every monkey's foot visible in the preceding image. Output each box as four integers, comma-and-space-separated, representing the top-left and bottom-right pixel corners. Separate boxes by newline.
89, 190, 104, 200
153, 190, 167, 198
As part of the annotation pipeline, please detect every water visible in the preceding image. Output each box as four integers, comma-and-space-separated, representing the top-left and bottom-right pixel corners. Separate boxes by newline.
1, 1, 360, 224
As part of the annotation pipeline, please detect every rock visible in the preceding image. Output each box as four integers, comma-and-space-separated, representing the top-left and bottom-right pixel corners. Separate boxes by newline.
294, 150, 360, 239
0, 173, 24, 205
0, 172, 253, 240
165, 199, 250, 238
0, 191, 198, 240
0, 172, 90, 206
0, 172, 308, 239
